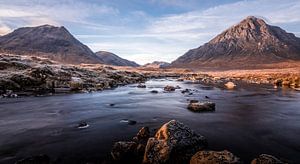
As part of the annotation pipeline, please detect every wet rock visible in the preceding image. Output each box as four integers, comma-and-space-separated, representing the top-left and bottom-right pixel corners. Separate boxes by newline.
190, 150, 241, 164
181, 89, 191, 94
150, 90, 158, 94
77, 122, 89, 129
187, 102, 215, 112
111, 141, 138, 161
143, 120, 207, 164
133, 127, 150, 144
164, 85, 176, 92
137, 84, 146, 88
175, 85, 181, 89
15, 154, 50, 164
224, 82, 236, 89
190, 100, 199, 103
251, 154, 284, 164
205, 96, 210, 99
109, 103, 115, 107
120, 119, 137, 125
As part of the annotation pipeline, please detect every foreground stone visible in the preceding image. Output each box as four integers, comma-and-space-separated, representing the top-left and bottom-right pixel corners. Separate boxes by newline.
190, 150, 241, 164
111, 141, 138, 161
251, 154, 284, 164
187, 102, 215, 112
164, 85, 176, 91
225, 82, 236, 89
111, 127, 151, 163
143, 120, 207, 164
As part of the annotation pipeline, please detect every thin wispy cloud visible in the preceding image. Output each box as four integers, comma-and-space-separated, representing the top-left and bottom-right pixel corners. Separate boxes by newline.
0, 0, 300, 64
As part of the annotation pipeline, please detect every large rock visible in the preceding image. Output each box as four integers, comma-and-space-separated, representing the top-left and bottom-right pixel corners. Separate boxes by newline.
187, 102, 215, 112
111, 141, 138, 161
251, 154, 284, 164
190, 150, 241, 164
164, 85, 176, 92
143, 120, 207, 164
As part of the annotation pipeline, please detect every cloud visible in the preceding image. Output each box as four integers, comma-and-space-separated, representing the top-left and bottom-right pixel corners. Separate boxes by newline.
0, 0, 119, 33
0, 23, 12, 35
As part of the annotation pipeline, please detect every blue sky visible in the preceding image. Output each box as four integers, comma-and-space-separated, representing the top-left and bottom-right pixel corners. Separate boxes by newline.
0, 0, 300, 64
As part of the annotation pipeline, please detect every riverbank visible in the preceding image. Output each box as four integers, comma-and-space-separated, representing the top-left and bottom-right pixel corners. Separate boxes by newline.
0, 54, 148, 97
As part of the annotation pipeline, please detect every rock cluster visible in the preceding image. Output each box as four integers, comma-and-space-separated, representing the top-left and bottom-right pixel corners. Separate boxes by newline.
0, 54, 146, 97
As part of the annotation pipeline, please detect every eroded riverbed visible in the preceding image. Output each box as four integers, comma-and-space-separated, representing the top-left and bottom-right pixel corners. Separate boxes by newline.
0, 78, 300, 163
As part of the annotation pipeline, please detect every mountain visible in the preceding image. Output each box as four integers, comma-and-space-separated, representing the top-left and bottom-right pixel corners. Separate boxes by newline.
95, 51, 139, 67
171, 16, 300, 69
143, 61, 170, 68
0, 25, 103, 64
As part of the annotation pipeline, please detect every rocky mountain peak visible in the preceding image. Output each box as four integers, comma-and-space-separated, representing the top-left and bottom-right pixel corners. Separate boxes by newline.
170, 16, 300, 69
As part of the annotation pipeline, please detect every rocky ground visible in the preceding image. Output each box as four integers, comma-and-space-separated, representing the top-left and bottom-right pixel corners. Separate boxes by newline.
178, 68, 300, 91
0, 53, 147, 98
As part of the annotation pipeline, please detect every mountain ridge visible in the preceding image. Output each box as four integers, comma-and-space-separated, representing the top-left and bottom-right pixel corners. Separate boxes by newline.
170, 16, 300, 69
95, 51, 139, 67
0, 25, 103, 64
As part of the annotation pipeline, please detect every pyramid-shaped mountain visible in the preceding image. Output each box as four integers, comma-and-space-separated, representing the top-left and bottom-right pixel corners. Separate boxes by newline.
0, 25, 103, 64
171, 16, 300, 69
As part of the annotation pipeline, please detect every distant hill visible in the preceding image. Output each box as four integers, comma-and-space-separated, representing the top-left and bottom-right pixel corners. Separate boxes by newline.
95, 51, 139, 67
170, 16, 300, 69
0, 25, 103, 64
143, 61, 170, 68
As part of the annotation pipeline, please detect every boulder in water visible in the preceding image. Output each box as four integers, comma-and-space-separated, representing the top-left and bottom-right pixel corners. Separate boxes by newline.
164, 85, 176, 92
143, 120, 207, 164
187, 102, 215, 112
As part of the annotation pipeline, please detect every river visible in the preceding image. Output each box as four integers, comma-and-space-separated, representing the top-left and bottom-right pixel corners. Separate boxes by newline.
0, 78, 300, 163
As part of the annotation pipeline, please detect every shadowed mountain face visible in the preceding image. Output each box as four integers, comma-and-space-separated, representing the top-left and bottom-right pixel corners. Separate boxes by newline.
95, 51, 139, 67
171, 16, 300, 69
0, 25, 103, 64
143, 61, 170, 68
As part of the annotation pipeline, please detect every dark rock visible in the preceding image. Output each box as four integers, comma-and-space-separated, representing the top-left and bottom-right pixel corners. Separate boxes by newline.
181, 89, 191, 94
120, 119, 137, 125
109, 103, 115, 107
15, 154, 50, 164
137, 84, 146, 88
77, 122, 89, 129
133, 127, 150, 144
205, 96, 210, 99
111, 141, 138, 161
150, 90, 158, 94
190, 100, 199, 103
143, 120, 207, 164
164, 85, 176, 92
187, 102, 215, 112
190, 150, 241, 164
251, 154, 284, 164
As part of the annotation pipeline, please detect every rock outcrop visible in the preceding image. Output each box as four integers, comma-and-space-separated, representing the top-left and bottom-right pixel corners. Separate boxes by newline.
143, 120, 207, 164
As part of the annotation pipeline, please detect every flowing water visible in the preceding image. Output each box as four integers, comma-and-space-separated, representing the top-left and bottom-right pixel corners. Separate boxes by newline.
0, 78, 300, 163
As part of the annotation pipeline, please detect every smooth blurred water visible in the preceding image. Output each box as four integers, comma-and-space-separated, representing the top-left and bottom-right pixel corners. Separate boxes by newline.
0, 78, 300, 163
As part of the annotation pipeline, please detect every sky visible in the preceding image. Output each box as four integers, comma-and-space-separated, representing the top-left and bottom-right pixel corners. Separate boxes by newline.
0, 0, 300, 64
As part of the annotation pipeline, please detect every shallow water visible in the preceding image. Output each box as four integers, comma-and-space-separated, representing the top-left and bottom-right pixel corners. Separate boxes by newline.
0, 78, 300, 163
